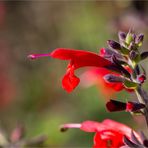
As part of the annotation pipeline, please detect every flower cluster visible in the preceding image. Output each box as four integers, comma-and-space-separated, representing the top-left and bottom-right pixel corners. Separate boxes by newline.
28, 30, 148, 147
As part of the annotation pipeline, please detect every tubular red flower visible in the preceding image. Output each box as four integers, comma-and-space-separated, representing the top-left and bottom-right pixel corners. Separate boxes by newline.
28, 48, 133, 93
60, 119, 141, 148
28, 48, 113, 92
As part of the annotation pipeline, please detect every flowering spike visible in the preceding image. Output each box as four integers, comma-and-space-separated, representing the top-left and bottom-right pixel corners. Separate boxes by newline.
28, 53, 49, 60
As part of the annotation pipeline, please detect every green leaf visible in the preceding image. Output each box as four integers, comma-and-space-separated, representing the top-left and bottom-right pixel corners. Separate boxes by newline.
123, 80, 138, 89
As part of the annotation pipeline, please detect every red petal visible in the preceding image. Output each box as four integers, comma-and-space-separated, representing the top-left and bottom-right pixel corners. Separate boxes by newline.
62, 63, 80, 92
50, 48, 112, 69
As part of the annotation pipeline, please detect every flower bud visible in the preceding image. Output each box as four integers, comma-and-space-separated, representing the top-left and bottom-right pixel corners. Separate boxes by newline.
126, 102, 145, 112
125, 32, 133, 45
100, 48, 122, 59
118, 31, 126, 41
104, 74, 123, 83
106, 100, 126, 112
107, 40, 121, 51
141, 51, 148, 61
129, 50, 140, 66
136, 34, 144, 47
130, 50, 138, 60
129, 42, 137, 50
106, 100, 145, 112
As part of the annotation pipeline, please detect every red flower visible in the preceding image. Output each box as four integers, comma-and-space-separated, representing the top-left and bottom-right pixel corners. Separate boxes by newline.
60, 119, 141, 148
28, 48, 133, 93
28, 48, 112, 92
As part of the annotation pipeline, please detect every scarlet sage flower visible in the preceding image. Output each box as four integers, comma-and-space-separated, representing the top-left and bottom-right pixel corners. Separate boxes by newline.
28, 48, 133, 93
28, 48, 112, 92
60, 119, 141, 148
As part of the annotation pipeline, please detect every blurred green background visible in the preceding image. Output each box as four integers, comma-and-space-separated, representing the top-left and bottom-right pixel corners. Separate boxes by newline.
0, 1, 148, 147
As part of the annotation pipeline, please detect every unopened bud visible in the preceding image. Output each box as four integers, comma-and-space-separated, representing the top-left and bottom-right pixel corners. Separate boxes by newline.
129, 50, 140, 64
106, 100, 126, 112
125, 31, 133, 45
107, 40, 121, 50
126, 102, 145, 112
104, 74, 123, 83
141, 51, 148, 61
130, 50, 139, 60
136, 34, 144, 47
118, 31, 126, 41
106, 100, 145, 112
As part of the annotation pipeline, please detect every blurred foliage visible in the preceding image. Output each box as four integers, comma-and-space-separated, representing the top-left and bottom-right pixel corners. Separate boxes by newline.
0, 1, 148, 147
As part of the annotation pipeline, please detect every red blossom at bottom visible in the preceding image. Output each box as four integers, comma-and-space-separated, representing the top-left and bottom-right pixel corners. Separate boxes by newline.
60, 119, 141, 148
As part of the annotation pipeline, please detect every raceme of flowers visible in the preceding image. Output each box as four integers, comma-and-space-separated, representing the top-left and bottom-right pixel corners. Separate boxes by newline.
28, 30, 148, 147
